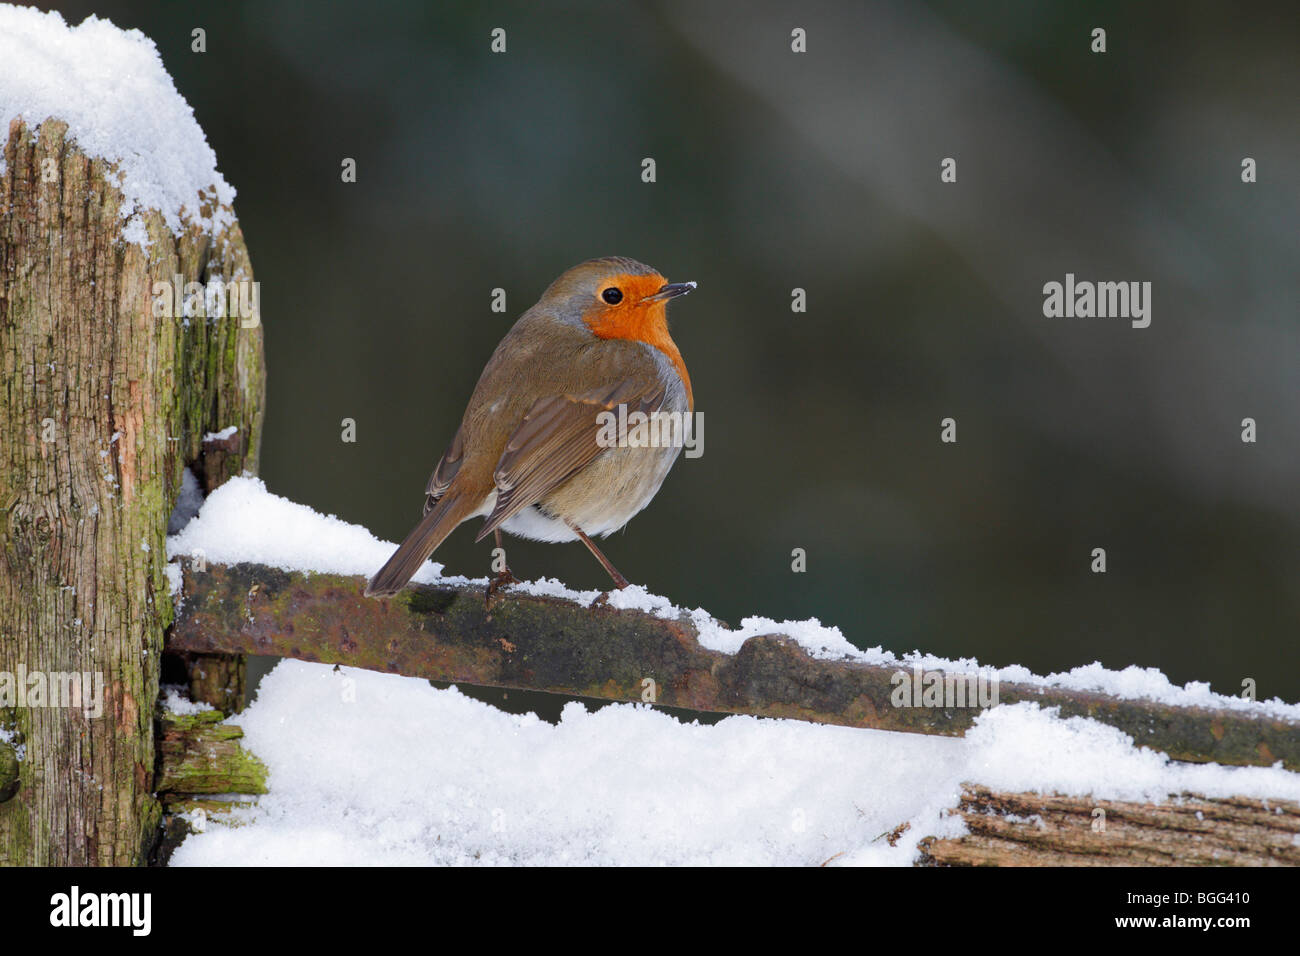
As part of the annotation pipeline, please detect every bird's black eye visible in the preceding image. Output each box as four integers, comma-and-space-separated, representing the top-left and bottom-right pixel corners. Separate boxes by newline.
601, 287, 623, 305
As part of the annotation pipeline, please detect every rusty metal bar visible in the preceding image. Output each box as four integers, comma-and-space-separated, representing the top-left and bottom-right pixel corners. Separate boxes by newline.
166, 561, 1300, 770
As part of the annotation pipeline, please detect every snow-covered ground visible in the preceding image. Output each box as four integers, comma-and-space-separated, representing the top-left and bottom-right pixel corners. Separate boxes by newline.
165, 476, 1300, 866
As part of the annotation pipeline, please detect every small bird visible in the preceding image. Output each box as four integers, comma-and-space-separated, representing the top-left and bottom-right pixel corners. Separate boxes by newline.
365, 256, 696, 598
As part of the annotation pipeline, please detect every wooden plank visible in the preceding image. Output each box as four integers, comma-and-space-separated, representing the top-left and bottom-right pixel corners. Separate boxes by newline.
920, 784, 1300, 866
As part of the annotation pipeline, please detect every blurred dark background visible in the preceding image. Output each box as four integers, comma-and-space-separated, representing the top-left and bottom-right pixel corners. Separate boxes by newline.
42, 1, 1300, 700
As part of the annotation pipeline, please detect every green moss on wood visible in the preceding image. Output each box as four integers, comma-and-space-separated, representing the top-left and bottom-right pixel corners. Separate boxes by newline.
156, 710, 268, 795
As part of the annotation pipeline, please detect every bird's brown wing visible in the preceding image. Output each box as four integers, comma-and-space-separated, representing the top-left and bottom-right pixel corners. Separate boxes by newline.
422, 425, 465, 515
473, 379, 666, 541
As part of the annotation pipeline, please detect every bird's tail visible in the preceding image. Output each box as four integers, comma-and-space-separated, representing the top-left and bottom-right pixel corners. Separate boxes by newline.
364, 493, 476, 597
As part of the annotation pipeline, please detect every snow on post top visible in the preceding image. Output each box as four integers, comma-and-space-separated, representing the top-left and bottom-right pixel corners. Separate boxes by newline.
0, 5, 235, 245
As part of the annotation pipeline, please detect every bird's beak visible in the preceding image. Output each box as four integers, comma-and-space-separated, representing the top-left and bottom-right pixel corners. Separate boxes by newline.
645, 281, 697, 302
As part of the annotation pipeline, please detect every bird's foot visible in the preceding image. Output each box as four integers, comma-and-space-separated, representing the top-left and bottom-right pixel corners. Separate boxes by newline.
484, 567, 519, 610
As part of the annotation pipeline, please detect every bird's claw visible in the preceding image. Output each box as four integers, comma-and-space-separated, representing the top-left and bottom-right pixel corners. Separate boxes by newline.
484, 567, 518, 610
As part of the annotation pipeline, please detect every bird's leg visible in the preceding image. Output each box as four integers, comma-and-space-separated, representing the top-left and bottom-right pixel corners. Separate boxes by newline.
567, 520, 630, 601
485, 528, 518, 606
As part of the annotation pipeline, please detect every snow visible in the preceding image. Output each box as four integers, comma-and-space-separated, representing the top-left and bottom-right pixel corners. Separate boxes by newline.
690, 607, 864, 660
170, 659, 960, 866
169, 661, 1300, 866
120, 216, 150, 249
202, 425, 238, 442
163, 561, 183, 606
0, 726, 24, 761
967, 704, 1299, 803
0, 6, 235, 246
160, 685, 212, 716
166, 475, 448, 585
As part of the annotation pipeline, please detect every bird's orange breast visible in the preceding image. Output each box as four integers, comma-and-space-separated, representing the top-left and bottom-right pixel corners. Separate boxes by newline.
580, 273, 693, 410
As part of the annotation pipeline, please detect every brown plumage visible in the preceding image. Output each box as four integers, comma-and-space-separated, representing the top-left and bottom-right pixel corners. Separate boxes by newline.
365, 257, 695, 597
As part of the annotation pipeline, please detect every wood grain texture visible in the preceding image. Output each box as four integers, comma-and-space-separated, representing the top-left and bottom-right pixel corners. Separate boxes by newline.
0, 117, 264, 864
920, 784, 1300, 866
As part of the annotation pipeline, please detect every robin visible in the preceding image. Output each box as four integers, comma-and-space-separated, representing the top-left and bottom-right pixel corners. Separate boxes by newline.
365, 256, 696, 598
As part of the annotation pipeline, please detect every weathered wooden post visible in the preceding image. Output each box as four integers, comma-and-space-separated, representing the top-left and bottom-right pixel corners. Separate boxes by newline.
0, 109, 264, 864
